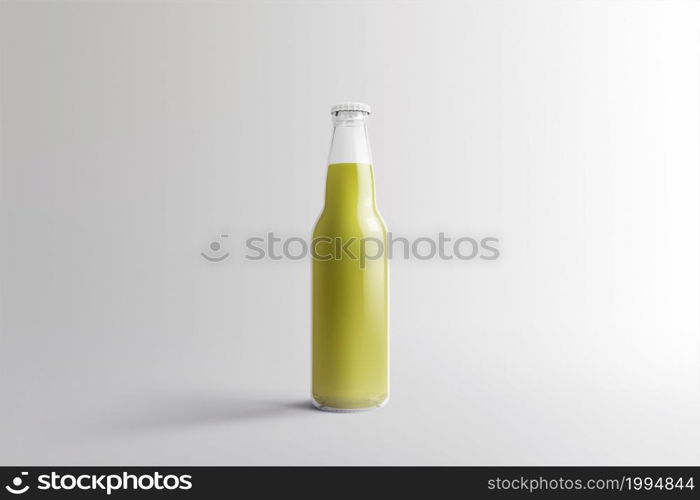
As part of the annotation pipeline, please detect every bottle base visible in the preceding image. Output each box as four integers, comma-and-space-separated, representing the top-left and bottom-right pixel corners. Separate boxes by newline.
311, 395, 388, 413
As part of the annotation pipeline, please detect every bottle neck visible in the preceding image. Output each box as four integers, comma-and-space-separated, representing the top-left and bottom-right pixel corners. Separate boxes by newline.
327, 110, 372, 165
324, 163, 377, 213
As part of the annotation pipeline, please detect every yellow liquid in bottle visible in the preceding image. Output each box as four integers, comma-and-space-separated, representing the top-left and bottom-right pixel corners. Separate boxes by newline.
312, 163, 388, 410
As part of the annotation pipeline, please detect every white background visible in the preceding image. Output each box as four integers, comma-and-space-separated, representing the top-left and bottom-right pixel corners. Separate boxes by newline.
1, 0, 699, 465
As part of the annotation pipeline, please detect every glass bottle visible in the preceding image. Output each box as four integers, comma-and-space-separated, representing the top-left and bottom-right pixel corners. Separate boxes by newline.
312, 102, 389, 411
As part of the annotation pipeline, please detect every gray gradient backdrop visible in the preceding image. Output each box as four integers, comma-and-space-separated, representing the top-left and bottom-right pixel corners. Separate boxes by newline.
1, 0, 699, 465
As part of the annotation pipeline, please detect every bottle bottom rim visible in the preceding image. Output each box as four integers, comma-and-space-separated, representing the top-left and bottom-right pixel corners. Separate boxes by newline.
311, 395, 389, 412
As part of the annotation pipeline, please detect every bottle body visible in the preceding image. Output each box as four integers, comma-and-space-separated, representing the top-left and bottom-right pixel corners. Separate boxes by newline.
312, 105, 388, 411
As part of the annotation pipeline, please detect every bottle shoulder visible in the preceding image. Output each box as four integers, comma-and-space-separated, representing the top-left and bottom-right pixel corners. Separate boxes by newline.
313, 208, 387, 238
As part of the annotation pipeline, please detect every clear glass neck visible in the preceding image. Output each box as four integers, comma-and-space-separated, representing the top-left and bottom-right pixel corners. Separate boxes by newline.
327, 111, 372, 165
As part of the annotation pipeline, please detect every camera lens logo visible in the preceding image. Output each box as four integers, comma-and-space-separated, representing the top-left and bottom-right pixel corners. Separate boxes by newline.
201, 234, 230, 262
5, 472, 29, 495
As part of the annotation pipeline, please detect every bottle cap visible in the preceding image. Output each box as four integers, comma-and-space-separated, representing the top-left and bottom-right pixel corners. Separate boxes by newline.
330, 102, 371, 115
